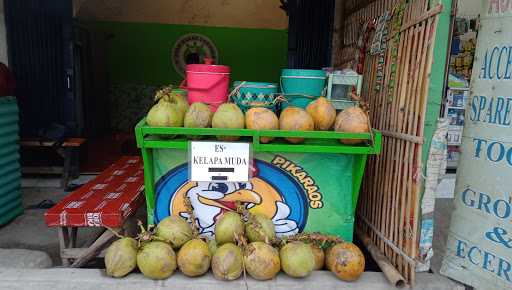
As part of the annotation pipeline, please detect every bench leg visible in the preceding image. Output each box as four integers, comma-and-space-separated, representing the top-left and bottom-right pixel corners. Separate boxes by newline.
61, 147, 72, 189
71, 228, 117, 268
71, 147, 80, 180
58, 227, 71, 266
70, 227, 78, 248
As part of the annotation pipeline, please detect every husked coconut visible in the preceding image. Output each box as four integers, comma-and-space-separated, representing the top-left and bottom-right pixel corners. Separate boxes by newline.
334, 107, 370, 144
279, 107, 314, 143
306, 97, 336, 130
326, 242, 365, 281
245, 107, 279, 143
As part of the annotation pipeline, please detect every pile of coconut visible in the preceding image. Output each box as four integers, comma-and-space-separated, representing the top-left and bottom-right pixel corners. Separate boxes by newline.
146, 86, 370, 145
105, 203, 365, 282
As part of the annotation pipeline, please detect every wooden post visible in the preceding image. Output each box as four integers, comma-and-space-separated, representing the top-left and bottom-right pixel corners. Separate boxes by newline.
357, 229, 407, 288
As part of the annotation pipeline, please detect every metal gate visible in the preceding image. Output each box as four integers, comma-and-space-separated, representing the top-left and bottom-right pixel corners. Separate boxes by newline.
4, 0, 75, 137
287, 0, 335, 69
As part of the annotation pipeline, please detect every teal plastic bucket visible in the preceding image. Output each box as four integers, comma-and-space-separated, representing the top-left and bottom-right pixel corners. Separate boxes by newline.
280, 69, 326, 108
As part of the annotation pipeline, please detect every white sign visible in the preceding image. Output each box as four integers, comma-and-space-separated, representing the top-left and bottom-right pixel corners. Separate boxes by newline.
189, 141, 251, 182
440, 2, 512, 290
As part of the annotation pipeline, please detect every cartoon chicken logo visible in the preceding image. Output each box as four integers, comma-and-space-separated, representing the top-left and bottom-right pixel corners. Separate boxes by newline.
154, 159, 308, 237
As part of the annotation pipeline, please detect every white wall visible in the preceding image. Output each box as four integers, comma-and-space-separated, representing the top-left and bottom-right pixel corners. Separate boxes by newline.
0, 1, 8, 64
457, 0, 484, 17
75, 0, 288, 30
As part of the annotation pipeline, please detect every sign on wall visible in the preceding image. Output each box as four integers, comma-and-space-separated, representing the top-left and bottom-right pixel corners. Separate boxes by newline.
440, 2, 512, 289
171, 33, 218, 77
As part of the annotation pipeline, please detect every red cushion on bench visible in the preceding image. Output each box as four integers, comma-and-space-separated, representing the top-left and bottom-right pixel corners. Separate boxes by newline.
44, 156, 145, 228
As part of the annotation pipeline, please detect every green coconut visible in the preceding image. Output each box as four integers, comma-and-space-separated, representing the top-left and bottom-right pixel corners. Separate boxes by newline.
279, 241, 315, 278
243, 242, 280, 280
245, 213, 276, 243
208, 238, 218, 255
184, 102, 212, 139
136, 241, 177, 280
177, 239, 212, 277
104, 237, 138, 278
310, 243, 325, 270
215, 212, 244, 245
155, 215, 193, 249
184, 102, 212, 128
212, 103, 245, 141
211, 243, 243, 281
170, 90, 189, 116
146, 96, 184, 127
325, 246, 334, 271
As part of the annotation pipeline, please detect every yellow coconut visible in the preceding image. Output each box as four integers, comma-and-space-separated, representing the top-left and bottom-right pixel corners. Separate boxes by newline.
310, 243, 325, 270
243, 242, 281, 280
279, 107, 314, 143
245, 107, 279, 143
306, 97, 336, 130
326, 242, 365, 281
334, 107, 370, 144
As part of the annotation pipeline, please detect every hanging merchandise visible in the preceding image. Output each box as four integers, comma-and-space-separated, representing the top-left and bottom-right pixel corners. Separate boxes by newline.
386, 1, 407, 102
354, 21, 375, 75
371, 11, 391, 93
370, 11, 391, 56
416, 118, 448, 272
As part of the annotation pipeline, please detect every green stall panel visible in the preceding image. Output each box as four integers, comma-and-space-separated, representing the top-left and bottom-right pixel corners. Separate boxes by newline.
0, 96, 22, 225
135, 119, 381, 241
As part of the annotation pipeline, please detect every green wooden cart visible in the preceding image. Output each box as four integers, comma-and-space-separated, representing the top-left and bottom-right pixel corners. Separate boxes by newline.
135, 119, 381, 241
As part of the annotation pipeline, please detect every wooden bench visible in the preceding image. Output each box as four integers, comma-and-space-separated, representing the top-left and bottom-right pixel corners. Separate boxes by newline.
20, 138, 87, 189
44, 156, 145, 267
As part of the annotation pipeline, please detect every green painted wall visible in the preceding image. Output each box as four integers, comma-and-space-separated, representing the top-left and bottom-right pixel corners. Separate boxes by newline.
87, 21, 288, 86
422, 0, 452, 189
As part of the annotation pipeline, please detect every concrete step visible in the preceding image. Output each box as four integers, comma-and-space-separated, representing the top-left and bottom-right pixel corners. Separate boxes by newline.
0, 268, 464, 290
0, 249, 52, 269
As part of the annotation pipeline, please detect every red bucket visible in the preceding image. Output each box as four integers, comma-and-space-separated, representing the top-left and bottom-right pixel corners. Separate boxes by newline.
181, 64, 230, 111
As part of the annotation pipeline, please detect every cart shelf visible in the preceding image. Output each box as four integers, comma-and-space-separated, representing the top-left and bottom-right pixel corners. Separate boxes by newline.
135, 119, 381, 154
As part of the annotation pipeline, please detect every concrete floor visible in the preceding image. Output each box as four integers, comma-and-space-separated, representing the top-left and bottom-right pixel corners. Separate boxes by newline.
0, 268, 464, 290
0, 176, 463, 288
0, 179, 102, 265
431, 198, 454, 273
